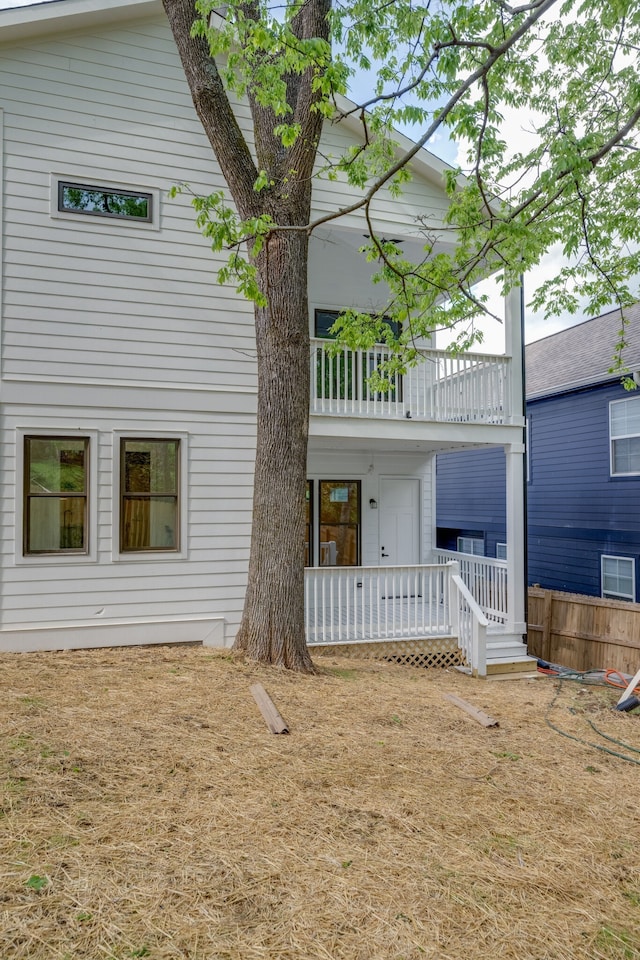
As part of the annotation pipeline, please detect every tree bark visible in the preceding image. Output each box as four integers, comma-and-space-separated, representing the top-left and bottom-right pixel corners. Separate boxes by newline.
163, 0, 328, 670
233, 229, 313, 670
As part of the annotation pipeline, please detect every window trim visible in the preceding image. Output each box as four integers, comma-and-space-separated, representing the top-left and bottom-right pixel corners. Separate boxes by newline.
113, 432, 188, 561
601, 554, 636, 602
16, 428, 98, 565
609, 396, 640, 477
496, 542, 507, 561
50, 174, 160, 230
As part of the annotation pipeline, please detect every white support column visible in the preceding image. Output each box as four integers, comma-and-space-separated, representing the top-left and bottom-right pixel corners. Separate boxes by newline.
505, 442, 527, 636
504, 283, 525, 426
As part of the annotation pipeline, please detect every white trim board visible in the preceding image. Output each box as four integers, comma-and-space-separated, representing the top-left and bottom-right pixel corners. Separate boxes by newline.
0, 616, 226, 653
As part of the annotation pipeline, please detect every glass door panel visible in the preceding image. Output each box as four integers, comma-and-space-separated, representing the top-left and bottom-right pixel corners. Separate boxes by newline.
319, 480, 361, 566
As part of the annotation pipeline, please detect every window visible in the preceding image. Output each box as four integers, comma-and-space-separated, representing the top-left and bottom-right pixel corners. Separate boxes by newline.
314, 309, 401, 341
457, 536, 485, 556
496, 542, 507, 560
601, 555, 636, 602
24, 436, 89, 554
610, 397, 640, 476
58, 181, 152, 222
120, 439, 180, 552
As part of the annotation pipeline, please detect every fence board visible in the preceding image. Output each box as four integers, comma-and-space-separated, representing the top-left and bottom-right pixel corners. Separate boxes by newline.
528, 588, 640, 674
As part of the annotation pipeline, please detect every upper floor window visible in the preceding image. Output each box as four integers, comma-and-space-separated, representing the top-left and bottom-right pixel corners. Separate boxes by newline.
496, 542, 507, 560
610, 397, 640, 476
24, 436, 89, 555
601, 555, 635, 602
120, 439, 180, 552
58, 181, 152, 222
314, 309, 400, 341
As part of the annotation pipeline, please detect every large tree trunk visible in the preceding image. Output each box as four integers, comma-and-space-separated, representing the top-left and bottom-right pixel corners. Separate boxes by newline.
233, 229, 314, 670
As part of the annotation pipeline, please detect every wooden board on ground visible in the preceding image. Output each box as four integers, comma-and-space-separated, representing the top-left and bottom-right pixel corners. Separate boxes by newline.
443, 693, 499, 728
250, 683, 289, 734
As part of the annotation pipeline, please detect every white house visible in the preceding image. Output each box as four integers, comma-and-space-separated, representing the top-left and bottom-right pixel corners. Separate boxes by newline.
0, 0, 529, 674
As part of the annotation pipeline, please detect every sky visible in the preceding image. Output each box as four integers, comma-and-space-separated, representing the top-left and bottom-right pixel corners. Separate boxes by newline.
0, 0, 617, 353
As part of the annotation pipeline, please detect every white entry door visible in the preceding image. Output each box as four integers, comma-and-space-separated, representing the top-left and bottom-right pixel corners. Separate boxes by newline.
379, 478, 420, 566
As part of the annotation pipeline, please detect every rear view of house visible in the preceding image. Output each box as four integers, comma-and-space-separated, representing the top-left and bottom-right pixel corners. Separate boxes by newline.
0, 0, 528, 674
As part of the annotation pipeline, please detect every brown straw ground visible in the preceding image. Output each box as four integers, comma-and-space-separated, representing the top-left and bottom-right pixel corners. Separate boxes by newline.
1, 645, 640, 960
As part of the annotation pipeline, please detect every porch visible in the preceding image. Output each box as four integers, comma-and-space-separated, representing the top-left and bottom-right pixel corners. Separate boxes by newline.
304, 556, 533, 677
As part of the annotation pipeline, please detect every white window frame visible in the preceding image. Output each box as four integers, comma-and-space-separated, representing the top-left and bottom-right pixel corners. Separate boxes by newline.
50, 173, 160, 231
496, 542, 507, 560
609, 397, 640, 476
601, 554, 636, 602
457, 536, 485, 556
112, 431, 188, 562
15, 427, 99, 565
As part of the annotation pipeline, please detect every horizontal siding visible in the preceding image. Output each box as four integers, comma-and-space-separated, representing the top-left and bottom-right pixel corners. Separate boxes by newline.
0, 401, 257, 635
435, 382, 640, 596
0, 13, 457, 391
0, 15, 254, 390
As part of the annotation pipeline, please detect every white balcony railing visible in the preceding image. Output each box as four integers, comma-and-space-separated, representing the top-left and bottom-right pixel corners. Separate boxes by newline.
435, 549, 507, 625
304, 563, 452, 645
311, 339, 511, 424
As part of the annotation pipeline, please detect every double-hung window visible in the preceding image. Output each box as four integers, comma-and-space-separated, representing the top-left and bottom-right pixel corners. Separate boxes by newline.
120, 439, 180, 552
610, 397, 640, 476
601, 555, 635, 602
24, 436, 89, 554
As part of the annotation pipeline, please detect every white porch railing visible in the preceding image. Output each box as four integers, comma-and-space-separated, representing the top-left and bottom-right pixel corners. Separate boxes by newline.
450, 563, 488, 677
311, 339, 511, 424
435, 549, 507, 625
304, 563, 452, 645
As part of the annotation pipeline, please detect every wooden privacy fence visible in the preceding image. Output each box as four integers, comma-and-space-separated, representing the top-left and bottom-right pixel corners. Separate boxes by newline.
528, 587, 640, 674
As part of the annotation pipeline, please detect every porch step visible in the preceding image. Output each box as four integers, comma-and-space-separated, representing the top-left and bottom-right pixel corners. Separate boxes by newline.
486, 652, 538, 673
485, 634, 537, 676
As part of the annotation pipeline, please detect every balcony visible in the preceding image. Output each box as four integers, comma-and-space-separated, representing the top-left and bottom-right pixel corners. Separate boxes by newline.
311, 339, 512, 425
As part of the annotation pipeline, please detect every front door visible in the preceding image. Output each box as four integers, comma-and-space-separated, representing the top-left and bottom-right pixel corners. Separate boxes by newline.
379, 478, 420, 565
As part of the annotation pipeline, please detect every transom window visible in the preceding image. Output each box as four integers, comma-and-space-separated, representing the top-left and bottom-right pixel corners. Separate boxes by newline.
610, 397, 640, 476
24, 436, 89, 555
601, 555, 636, 602
120, 439, 180, 552
58, 181, 152, 221
457, 536, 485, 556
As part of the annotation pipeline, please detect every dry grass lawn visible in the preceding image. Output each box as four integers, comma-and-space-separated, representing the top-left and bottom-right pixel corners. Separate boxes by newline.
1, 645, 640, 960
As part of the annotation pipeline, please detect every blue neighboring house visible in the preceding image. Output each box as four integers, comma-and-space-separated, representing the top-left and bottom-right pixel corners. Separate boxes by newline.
436, 303, 640, 602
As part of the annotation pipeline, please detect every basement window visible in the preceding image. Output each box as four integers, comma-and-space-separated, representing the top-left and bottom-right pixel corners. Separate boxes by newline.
457, 536, 485, 556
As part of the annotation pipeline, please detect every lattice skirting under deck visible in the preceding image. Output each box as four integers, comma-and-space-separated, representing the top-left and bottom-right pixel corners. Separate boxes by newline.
310, 636, 465, 669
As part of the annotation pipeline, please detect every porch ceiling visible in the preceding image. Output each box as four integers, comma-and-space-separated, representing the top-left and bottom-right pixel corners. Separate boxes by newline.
308, 416, 521, 453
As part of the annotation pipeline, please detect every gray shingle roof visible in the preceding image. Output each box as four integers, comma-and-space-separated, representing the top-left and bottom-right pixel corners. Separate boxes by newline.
525, 302, 640, 398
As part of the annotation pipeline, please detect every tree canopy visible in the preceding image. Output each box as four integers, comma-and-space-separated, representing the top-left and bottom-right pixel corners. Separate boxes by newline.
177, 0, 640, 373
